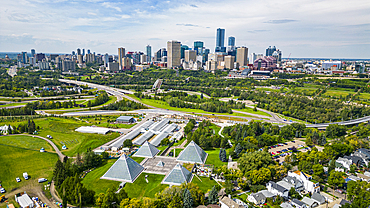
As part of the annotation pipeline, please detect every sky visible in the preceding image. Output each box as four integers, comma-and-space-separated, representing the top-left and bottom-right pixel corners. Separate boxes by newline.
1, 0, 370, 58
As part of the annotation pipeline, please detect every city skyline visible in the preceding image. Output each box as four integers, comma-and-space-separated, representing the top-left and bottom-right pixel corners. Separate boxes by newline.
1, 0, 370, 58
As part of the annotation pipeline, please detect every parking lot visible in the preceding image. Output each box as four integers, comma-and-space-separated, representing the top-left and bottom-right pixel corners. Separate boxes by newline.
267, 140, 307, 162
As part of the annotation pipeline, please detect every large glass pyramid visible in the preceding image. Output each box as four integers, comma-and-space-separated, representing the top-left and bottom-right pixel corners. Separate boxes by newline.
176, 141, 208, 164
101, 154, 144, 183
133, 141, 160, 158
162, 163, 193, 186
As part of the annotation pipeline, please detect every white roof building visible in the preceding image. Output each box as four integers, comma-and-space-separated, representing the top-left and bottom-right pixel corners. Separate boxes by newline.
16, 194, 34, 208
75, 126, 111, 134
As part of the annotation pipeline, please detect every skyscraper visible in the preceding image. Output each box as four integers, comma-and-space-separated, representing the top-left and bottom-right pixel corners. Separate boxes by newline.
215, 28, 226, 52
146, 45, 152, 63
31, 49, 35, 58
167, 40, 181, 69
82, 49, 85, 56
180, 45, 189, 59
228, 37, 235, 52
236, 47, 248, 67
265, 46, 277, 56
21, 52, 28, 64
104, 53, 109, 67
87, 49, 91, 54
224, 55, 235, 69
72, 51, 75, 55
77, 48, 81, 55
185, 50, 196, 63
194, 41, 204, 55
118, 47, 125, 70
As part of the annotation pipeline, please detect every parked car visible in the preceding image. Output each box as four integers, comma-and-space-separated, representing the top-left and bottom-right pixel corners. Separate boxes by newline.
16, 177, 21, 182
23, 172, 29, 180
0, 188, 5, 193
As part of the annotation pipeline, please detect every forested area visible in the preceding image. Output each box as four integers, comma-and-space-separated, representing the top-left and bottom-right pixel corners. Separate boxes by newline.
86, 91, 109, 107
239, 90, 370, 123
186, 120, 228, 149
0, 106, 35, 116
26, 100, 78, 110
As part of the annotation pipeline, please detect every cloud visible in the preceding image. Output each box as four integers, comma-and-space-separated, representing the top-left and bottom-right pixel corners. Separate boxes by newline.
248, 29, 270, 33
190, 4, 198, 8
264, 19, 298, 24
88, 12, 97, 16
176, 23, 199, 27
101, 2, 122, 12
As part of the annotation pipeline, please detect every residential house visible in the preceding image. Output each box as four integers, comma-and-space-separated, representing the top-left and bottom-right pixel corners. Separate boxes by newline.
266, 181, 289, 198
219, 196, 244, 208
345, 155, 365, 167
233, 198, 249, 208
336, 157, 352, 170
357, 173, 370, 182
348, 175, 361, 182
311, 192, 326, 205
301, 197, 319, 208
365, 171, 370, 177
277, 180, 294, 192
248, 192, 266, 205
291, 199, 307, 208
353, 150, 369, 166
280, 202, 294, 208
258, 190, 276, 199
288, 171, 320, 193
282, 176, 305, 192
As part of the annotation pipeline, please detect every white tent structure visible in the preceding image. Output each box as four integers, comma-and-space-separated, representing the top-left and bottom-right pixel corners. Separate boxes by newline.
75, 126, 111, 134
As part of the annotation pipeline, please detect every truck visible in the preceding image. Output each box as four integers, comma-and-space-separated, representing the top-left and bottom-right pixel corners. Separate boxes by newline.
38, 178, 47, 183
23, 172, 29, 180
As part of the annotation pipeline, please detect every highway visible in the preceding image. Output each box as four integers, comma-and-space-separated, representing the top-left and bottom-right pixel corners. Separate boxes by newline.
58, 79, 370, 128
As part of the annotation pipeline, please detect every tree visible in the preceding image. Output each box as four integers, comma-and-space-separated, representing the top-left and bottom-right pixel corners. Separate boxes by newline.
8, 125, 12, 134
328, 171, 345, 189
208, 186, 218, 204
289, 187, 302, 200
102, 188, 116, 208
199, 135, 209, 149
238, 151, 273, 175
305, 136, 313, 146
96, 193, 105, 208
312, 164, 324, 177
350, 164, 356, 174
326, 124, 347, 139
219, 148, 227, 162
123, 139, 133, 148
234, 143, 243, 158
116, 188, 128, 203
183, 188, 193, 208
225, 180, 233, 194
220, 137, 229, 148
328, 158, 336, 174
247, 167, 271, 185
280, 125, 295, 139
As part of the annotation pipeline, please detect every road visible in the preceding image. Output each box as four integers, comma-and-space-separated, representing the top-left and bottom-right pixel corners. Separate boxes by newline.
58, 79, 370, 128
1, 134, 66, 160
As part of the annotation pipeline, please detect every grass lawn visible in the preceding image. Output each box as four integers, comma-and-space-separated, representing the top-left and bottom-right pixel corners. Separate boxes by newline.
234, 108, 272, 117
209, 123, 221, 135
81, 159, 121, 194
34, 117, 120, 157
0, 135, 54, 152
192, 176, 221, 193
123, 173, 167, 199
79, 115, 140, 129
323, 90, 354, 98
0, 145, 58, 192
205, 149, 228, 168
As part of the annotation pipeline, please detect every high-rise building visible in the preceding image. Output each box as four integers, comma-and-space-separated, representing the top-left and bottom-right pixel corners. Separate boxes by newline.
180, 45, 189, 59
146, 45, 152, 63
167, 40, 181, 69
203, 48, 210, 62
39, 61, 50, 70
87, 49, 91, 54
185, 50, 196, 63
77, 55, 83, 64
108, 62, 119, 72
31, 49, 35, 58
194, 41, 204, 55
236, 47, 248, 67
122, 57, 132, 70
104, 53, 109, 67
82, 49, 85, 56
72, 51, 75, 55
29, 57, 36, 65
77, 48, 81, 55
162, 49, 167, 57
265, 46, 277, 56
118, 47, 125, 70
140, 54, 147, 63
62, 60, 75, 71
228, 37, 235, 52
224, 55, 235, 69
215, 28, 226, 52
21, 52, 28, 64
86, 53, 95, 63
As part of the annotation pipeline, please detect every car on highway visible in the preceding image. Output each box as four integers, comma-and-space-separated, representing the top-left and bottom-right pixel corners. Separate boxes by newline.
16, 177, 21, 182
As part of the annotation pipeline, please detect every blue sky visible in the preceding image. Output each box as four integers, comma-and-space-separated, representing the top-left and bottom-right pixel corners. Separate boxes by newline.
1, 0, 370, 58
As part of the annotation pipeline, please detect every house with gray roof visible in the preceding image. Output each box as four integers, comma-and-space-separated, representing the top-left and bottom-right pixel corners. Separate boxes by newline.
162, 163, 193, 186
101, 154, 144, 183
116, 116, 135, 123
311, 192, 326, 205
301, 197, 319, 208
247, 192, 266, 205
291, 199, 307, 208
282, 176, 305, 192
280, 202, 294, 208
133, 141, 159, 158
176, 141, 208, 164
266, 181, 288, 198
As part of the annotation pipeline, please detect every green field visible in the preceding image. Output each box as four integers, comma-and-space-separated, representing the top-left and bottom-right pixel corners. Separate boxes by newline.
233, 107, 272, 117
0, 135, 54, 152
123, 173, 167, 199
79, 115, 139, 129
205, 149, 228, 168
192, 176, 222, 193
132, 156, 145, 164
81, 159, 121, 194
33, 117, 120, 157
0, 145, 58, 192
323, 90, 354, 98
